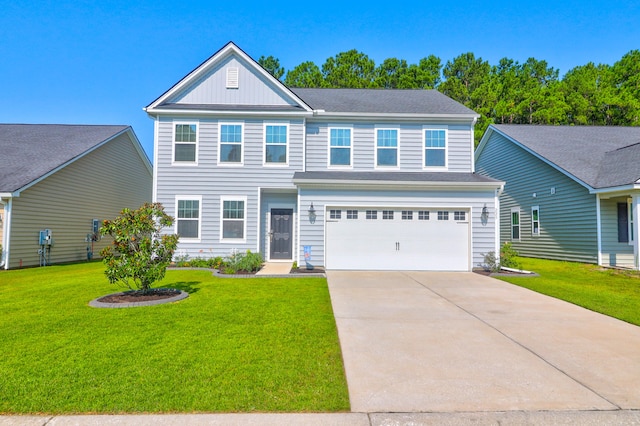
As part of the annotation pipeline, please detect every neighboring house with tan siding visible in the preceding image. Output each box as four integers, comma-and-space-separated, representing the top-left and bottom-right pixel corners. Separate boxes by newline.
475, 124, 640, 270
0, 124, 152, 269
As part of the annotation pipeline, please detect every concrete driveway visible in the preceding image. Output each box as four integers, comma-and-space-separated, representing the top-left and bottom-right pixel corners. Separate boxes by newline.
327, 271, 640, 413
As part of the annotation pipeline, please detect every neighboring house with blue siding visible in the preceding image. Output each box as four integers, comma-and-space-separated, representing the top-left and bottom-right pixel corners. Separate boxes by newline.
145, 42, 503, 271
475, 124, 640, 270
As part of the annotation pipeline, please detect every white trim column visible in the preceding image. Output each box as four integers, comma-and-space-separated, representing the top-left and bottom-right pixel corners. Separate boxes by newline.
596, 194, 602, 267
633, 194, 640, 270
1, 197, 12, 269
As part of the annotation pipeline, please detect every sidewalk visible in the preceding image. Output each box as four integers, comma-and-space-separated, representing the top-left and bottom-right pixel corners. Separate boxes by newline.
3, 411, 640, 425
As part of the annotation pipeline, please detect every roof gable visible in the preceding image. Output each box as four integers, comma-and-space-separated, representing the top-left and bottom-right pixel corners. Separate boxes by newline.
0, 124, 144, 194
146, 42, 311, 113
477, 124, 640, 190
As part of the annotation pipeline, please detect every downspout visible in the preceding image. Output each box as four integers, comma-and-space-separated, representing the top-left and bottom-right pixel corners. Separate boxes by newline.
0, 197, 12, 269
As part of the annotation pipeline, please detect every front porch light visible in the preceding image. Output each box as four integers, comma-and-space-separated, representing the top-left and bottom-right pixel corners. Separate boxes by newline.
481, 205, 489, 226
308, 202, 316, 224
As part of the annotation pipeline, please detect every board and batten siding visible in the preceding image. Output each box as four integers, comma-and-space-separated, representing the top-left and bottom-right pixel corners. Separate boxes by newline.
476, 132, 598, 264
298, 187, 497, 269
169, 56, 296, 107
155, 117, 304, 259
600, 197, 635, 268
7, 132, 152, 269
305, 121, 473, 172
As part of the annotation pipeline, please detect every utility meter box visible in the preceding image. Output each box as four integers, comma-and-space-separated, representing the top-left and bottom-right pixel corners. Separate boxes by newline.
39, 229, 52, 245
92, 219, 100, 234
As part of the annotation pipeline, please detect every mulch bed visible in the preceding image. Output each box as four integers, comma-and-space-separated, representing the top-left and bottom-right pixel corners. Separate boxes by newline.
97, 289, 181, 303
290, 267, 326, 274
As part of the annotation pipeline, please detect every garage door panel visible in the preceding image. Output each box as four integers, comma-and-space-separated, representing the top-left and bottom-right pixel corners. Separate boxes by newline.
326, 208, 469, 271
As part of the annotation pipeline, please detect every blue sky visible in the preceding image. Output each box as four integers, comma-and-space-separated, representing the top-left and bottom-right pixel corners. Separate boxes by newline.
1, 0, 638, 160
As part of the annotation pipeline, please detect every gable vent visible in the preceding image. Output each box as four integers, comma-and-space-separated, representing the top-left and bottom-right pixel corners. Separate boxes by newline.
226, 67, 239, 89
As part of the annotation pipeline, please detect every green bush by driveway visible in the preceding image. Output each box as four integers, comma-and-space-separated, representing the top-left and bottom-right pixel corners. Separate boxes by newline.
0, 263, 349, 414
495, 257, 640, 326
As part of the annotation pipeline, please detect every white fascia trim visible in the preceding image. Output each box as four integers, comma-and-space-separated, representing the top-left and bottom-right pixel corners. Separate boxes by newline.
313, 111, 479, 121
145, 108, 313, 117
146, 42, 313, 112
0, 192, 18, 198
480, 126, 595, 192
293, 179, 504, 191
590, 184, 640, 195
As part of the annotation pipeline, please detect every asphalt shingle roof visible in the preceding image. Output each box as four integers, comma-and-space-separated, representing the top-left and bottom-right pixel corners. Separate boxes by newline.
492, 125, 640, 189
291, 88, 477, 115
0, 124, 129, 193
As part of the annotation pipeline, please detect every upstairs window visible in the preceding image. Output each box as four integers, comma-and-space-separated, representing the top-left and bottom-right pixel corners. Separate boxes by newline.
173, 123, 197, 163
376, 129, 398, 167
265, 124, 288, 164
329, 128, 351, 167
219, 124, 243, 164
424, 129, 446, 168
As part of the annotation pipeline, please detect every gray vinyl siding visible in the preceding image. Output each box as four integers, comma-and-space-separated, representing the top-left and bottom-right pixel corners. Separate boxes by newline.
170, 56, 296, 107
305, 122, 473, 172
476, 132, 598, 264
298, 188, 497, 269
601, 197, 635, 268
7, 133, 152, 269
155, 117, 304, 259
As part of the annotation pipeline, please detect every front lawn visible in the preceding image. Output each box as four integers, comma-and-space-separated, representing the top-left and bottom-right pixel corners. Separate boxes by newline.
495, 257, 640, 326
0, 262, 349, 414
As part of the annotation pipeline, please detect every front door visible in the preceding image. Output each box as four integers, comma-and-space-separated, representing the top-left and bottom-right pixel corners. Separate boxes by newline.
270, 209, 293, 260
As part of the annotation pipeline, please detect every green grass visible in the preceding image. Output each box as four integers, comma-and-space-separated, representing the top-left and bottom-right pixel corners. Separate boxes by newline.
495, 257, 640, 326
0, 262, 349, 414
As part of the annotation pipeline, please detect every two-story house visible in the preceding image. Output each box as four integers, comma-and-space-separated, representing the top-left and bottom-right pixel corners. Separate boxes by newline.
145, 42, 503, 271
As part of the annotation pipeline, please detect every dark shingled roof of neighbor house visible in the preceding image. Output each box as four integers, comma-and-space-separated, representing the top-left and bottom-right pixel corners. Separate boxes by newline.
491, 124, 640, 189
291, 88, 478, 115
0, 124, 129, 193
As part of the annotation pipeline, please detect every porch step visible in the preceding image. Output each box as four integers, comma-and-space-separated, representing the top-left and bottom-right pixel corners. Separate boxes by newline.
256, 262, 293, 275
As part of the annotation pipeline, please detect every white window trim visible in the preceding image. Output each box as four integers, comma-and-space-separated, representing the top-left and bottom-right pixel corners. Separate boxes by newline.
531, 205, 540, 236
220, 195, 247, 243
374, 127, 400, 169
511, 207, 521, 241
628, 199, 635, 245
327, 126, 353, 169
172, 121, 199, 166
175, 195, 202, 242
218, 122, 244, 166
422, 127, 448, 171
263, 123, 290, 167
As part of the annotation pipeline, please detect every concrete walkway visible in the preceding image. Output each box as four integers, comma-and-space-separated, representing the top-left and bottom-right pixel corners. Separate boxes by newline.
327, 271, 640, 414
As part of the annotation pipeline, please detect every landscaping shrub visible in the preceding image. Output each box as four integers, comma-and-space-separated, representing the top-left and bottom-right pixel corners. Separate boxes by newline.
100, 202, 179, 292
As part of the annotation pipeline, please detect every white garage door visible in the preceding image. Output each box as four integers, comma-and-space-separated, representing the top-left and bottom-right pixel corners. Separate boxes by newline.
325, 208, 470, 271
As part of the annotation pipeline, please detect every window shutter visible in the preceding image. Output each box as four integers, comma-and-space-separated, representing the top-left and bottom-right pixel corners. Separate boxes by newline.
226, 67, 239, 88
618, 202, 629, 243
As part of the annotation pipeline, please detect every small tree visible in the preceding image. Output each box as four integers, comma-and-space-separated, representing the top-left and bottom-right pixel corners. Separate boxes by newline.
100, 202, 179, 293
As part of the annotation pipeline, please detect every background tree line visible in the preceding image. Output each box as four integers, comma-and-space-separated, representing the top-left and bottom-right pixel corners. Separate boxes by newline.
258, 49, 640, 144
